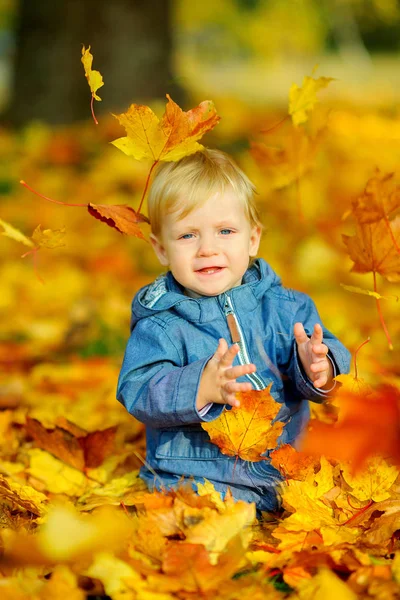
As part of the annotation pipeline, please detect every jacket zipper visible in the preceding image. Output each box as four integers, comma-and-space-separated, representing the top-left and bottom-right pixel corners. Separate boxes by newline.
223, 293, 266, 391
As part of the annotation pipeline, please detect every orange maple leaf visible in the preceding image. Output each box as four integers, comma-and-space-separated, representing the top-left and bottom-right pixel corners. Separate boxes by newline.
87, 203, 149, 239
111, 94, 220, 163
201, 385, 285, 461
343, 211, 400, 281
342, 215, 400, 347
270, 444, 318, 481
300, 384, 400, 470
352, 171, 400, 225
251, 127, 324, 191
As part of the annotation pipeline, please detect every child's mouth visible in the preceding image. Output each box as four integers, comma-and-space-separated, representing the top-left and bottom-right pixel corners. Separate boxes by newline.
196, 267, 224, 275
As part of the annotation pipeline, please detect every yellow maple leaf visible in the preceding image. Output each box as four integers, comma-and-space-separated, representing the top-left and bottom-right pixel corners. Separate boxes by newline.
27, 448, 91, 496
81, 45, 104, 101
297, 568, 357, 600
111, 94, 220, 162
341, 455, 398, 502
31, 224, 66, 249
289, 70, 334, 126
202, 385, 284, 461
196, 478, 226, 511
184, 498, 255, 555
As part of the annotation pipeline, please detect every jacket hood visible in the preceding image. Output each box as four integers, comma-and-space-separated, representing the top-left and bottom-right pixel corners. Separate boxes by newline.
130, 258, 282, 331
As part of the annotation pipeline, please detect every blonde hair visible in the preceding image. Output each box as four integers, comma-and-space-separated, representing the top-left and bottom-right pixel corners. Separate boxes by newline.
147, 148, 262, 237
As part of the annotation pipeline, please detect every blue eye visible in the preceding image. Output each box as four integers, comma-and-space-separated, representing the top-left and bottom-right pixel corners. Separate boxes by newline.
180, 233, 194, 239
220, 229, 233, 235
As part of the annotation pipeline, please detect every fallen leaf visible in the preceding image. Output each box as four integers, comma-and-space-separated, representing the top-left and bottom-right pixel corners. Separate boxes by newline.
202, 386, 285, 461
270, 444, 317, 480
341, 456, 398, 502
26, 417, 117, 471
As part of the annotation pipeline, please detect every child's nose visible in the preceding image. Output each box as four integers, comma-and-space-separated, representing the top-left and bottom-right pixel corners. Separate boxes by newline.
197, 235, 218, 256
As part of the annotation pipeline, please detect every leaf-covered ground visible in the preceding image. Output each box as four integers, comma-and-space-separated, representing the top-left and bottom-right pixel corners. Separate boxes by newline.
1, 88, 400, 598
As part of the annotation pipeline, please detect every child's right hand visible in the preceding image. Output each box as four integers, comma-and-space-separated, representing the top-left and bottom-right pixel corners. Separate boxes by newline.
196, 338, 257, 411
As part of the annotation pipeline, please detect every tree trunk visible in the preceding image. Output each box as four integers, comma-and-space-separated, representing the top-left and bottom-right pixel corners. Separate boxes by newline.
7, 0, 183, 126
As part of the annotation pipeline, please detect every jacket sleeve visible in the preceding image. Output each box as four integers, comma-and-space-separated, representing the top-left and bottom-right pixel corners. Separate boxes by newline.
116, 317, 225, 428
279, 292, 351, 403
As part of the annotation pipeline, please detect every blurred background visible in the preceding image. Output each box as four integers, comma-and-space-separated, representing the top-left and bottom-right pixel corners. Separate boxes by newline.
1, 0, 400, 425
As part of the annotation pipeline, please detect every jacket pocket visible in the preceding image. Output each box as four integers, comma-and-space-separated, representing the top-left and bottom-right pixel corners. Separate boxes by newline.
155, 429, 226, 461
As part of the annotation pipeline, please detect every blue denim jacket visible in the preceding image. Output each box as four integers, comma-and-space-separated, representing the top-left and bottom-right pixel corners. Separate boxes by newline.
116, 258, 351, 511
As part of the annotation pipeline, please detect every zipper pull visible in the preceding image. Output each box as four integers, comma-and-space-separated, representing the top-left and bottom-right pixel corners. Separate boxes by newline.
223, 294, 241, 344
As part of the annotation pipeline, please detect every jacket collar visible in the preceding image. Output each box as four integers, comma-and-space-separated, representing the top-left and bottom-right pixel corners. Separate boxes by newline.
132, 258, 281, 327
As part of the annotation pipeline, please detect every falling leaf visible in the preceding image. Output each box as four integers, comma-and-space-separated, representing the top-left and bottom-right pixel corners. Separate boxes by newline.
111, 94, 220, 162
87, 203, 149, 239
289, 70, 334, 126
81, 45, 104, 124
0, 218, 34, 248
201, 385, 285, 461
301, 385, 400, 470
31, 225, 66, 249
352, 170, 400, 224
340, 283, 397, 301
251, 127, 324, 190
342, 215, 400, 282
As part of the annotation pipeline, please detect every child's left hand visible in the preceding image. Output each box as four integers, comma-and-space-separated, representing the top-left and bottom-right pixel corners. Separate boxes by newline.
294, 323, 333, 389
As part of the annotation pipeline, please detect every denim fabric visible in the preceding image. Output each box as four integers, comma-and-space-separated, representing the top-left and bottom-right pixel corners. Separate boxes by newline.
116, 258, 351, 512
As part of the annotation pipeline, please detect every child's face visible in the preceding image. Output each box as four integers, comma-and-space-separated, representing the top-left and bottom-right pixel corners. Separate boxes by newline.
150, 187, 261, 297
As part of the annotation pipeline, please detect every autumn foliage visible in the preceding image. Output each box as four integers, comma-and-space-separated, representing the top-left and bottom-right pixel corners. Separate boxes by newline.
1, 54, 400, 599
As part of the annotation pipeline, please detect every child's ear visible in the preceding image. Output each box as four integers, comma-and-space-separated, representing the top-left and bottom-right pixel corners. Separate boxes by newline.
249, 225, 262, 257
150, 233, 169, 266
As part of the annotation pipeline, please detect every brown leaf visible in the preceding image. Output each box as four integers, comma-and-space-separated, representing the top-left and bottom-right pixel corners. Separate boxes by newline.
26, 416, 85, 471
87, 203, 149, 239
79, 426, 117, 469
25, 417, 117, 471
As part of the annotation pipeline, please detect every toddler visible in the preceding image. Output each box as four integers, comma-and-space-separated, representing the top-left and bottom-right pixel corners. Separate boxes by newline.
116, 149, 351, 512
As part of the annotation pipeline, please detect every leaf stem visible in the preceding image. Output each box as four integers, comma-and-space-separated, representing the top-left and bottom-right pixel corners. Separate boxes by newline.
373, 271, 393, 350
353, 337, 370, 380
341, 499, 374, 526
91, 94, 99, 125
261, 114, 289, 135
20, 180, 87, 207
21, 247, 44, 284
384, 215, 400, 255
138, 160, 159, 215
